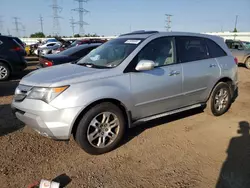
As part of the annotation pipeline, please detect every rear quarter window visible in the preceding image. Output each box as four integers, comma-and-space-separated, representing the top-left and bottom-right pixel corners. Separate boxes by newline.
206, 39, 227, 58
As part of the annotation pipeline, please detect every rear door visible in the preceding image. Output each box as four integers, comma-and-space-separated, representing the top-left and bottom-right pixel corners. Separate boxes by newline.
176, 36, 221, 106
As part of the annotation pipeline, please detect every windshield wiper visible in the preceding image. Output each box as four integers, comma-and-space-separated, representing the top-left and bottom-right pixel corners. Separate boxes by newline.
77, 62, 109, 69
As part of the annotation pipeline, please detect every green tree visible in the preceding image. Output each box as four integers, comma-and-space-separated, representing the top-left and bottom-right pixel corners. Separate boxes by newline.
74, 34, 81, 37
30, 32, 45, 38
233, 28, 238, 32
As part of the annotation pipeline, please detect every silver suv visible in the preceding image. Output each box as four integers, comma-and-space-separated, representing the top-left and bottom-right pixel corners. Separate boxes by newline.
11, 31, 238, 155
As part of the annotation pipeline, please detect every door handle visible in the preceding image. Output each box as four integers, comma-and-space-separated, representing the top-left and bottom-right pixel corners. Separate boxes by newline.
169, 70, 180, 76
209, 64, 216, 68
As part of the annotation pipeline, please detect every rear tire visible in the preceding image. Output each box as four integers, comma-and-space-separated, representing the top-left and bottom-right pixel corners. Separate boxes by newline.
75, 102, 126, 155
245, 57, 250, 69
205, 82, 232, 116
0, 62, 10, 81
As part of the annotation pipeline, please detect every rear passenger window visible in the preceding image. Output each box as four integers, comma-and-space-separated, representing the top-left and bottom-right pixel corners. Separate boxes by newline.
206, 39, 227, 58
176, 36, 209, 63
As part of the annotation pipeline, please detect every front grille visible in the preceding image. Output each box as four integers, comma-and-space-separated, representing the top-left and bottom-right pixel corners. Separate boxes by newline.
14, 84, 32, 102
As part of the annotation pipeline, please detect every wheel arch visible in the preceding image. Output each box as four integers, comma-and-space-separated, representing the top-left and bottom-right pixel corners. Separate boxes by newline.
206, 77, 233, 102
71, 98, 131, 137
0, 59, 12, 72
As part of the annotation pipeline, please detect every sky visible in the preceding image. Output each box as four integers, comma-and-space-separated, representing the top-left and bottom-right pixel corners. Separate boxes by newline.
0, 0, 249, 37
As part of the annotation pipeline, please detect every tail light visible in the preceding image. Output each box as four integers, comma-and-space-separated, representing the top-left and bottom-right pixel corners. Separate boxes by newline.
234, 57, 238, 64
39, 57, 53, 67
44, 61, 53, 67
11, 46, 22, 51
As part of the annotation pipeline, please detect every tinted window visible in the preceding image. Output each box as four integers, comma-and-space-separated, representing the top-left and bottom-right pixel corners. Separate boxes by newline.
47, 43, 55, 46
137, 37, 175, 67
206, 39, 227, 58
176, 36, 209, 63
231, 42, 243, 49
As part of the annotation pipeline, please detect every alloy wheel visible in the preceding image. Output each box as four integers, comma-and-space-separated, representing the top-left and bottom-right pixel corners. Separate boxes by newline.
214, 88, 229, 112
87, 112, 120, 148
0, 66, 8, 79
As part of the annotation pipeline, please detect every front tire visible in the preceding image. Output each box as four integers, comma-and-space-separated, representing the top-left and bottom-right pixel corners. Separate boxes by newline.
0, 63, 10, 81
205, 82, 232, 116
75, 102, 126, 155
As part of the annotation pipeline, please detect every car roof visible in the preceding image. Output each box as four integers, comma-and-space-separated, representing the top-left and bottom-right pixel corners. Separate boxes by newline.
71, 43, 101, 50
118, 30, 223, 41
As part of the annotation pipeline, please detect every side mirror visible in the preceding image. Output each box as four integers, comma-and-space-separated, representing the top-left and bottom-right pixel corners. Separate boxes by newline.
135, 60, 155, 71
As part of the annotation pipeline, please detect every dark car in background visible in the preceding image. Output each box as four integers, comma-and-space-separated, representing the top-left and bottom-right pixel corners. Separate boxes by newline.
52, 38, 107, 54
38, 43, 101, 68
0, 35, 27, 81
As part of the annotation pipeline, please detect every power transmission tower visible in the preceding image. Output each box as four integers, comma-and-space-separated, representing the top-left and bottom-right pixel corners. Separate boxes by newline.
39, 15, 44, 33
50, 0, 63, 36
21, 24, 26, 37
72, 0, 89, 35
13, 17, 22, 37
165, 14, 173, 32
0, 16, 4, 35
70, 17, 76, 36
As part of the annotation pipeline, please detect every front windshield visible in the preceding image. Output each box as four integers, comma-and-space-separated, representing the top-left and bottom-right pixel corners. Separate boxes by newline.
242, 41, 250, 50
76, 38, 143, 68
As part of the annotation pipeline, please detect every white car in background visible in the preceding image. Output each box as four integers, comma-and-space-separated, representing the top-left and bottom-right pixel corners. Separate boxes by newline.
34, 42, 61, 56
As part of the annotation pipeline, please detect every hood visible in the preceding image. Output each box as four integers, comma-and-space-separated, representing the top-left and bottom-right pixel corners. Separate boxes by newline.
20, 63, 114, 87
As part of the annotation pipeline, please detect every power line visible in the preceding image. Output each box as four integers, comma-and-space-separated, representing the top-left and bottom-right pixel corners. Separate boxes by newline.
50, 0, 63, 36
70, 17, 76, 36
72, 0, 89, 35
165, 14, 173, 32
39, 15, 44, 33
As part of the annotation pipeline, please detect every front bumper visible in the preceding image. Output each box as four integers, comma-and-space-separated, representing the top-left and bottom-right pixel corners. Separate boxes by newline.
11, 99, 82, 140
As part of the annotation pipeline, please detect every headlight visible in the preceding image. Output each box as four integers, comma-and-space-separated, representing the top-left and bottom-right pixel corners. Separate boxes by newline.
27, 86, 69, 103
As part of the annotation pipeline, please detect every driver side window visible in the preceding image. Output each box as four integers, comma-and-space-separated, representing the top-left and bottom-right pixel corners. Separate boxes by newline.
137, 37, 175, 67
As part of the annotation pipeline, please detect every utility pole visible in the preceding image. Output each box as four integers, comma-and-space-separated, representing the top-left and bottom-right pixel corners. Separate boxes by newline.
165, 14, 173, 32
234, 15, 238, 31
70, 17, 76, 36
233, 15, 238, 40
72, 0, 89, 35
39, 15, 44, 33
50, 0, 63, 36
13, 17, 22, 37
21, 24, 26, 37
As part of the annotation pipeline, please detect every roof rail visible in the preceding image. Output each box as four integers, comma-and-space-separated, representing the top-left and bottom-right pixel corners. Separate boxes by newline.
119, 30, 159, 36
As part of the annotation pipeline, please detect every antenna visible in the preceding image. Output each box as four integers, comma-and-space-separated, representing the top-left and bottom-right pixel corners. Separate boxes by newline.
39, 15, 44, 33
70, 17, 76, 36
72, 0, 89, 35
165, 14, 173, 32
50, 0, 63, 36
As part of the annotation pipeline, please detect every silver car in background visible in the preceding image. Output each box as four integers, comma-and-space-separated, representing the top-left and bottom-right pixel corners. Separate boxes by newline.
12, 31, 238, 155
225, 39, 250, 69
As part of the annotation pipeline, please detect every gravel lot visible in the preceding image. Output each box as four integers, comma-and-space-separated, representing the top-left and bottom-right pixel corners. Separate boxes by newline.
0, 60, 250, 188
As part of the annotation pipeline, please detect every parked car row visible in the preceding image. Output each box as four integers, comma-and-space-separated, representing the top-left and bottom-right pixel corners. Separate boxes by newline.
11, 30, 238, 155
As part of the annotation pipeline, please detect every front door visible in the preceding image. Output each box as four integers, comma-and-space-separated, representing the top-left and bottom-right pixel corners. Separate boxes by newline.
128, 37, 183, 119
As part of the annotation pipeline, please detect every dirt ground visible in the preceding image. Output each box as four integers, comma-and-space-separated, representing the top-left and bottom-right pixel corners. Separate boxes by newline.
0, 60, 250, 188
